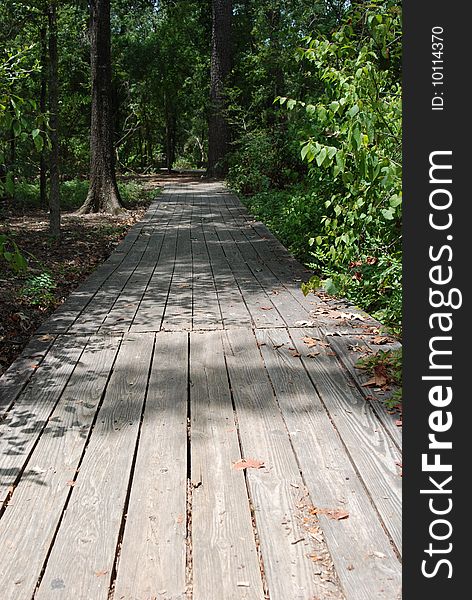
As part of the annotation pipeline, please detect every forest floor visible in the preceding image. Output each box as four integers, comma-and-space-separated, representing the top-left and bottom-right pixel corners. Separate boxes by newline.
0, 172, 203, 376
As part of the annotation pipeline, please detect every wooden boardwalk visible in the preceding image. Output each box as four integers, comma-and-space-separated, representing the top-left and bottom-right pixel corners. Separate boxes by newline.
0, 181, 401, 600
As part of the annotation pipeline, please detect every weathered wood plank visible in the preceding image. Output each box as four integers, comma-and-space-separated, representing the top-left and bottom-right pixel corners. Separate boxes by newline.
0, 334, 56, 420
215, 216, 285, 329
190, 331, 265, 600
255, 328, 401, 600
192, 197, 223, 330
101, 202, 177, 332
223, 329, 344, 600
113, 331, 188, 600
0, 335, 121, 600
327, 333, 402, 449
0, 335, 88, 503
161, 198, 194, 331
202, 203, 253, 329
128, 198, 182, 332
34, 333, 154, 600
289, 327, 402, 555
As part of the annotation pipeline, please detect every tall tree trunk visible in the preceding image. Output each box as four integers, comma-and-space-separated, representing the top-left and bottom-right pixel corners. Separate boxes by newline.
207, 0, 232, 178
165, 100, 176, 172
39, 22, 48, 208
78, 0, 123, 214
48, 2, 61, 237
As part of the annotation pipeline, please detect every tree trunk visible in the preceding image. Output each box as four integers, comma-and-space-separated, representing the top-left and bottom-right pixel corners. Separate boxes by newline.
207, 0, 232, 178
165, 102, 176, 172
78, 0, 124, 214
48, 2, 61, 237
39, 22, 48, 208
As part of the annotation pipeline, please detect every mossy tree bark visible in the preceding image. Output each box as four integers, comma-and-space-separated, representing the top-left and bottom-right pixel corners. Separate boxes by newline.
207, 0, 232, 178
78, 0, 124, 215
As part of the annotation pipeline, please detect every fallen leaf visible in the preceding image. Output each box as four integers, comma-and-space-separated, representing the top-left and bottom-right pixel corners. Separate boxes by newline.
176, 514, 184, 524
94, 570, 108, 577
321, 509, 349, 521
307, 352, 320, 358
294, 320, 315, 327
290, 350, 301, 357
395, 420, 402, 427
66, 480, 76, 487
302, 336, 319, 348
233, 458, 265, 470
361, 364, 389, 388
259, 306, 273, 311
372, 336, 391, 345
310, 506, 349, 520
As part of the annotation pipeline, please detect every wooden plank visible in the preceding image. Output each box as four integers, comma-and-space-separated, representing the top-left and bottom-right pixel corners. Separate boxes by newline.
190, 331, 265, 600
101, 201, 177, 332
255, 328, 401, 600
161, 198, 194, 331
0, 335, 121, 600
113, 332, 188, 600
215, 215, 285, 329
289, 328, 402, 555
226, 222, 313, 328
191, 195, 223, 330
223, 329, 344, 600
0, 335, 88, 503
327, 333, 402, 450
68, 235, 153, 334
0, 334, 56, 420
202, 202, 253, 329
35, 333, 154, 600
129, 197, 182, 332
100, 230, 165, 331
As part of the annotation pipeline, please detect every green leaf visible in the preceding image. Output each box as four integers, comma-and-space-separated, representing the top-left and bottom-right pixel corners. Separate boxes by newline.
34, 134, 43, 152
316, 147, 327, 166
287, 99, 296, 110
329, 100, 340, 113
381, 208, 395, 220
348, 104, 359, 117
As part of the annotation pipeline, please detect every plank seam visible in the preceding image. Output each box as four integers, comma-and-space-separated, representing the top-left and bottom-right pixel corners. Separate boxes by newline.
286, 328, 402, 560
29, 334, 125, 598
106, 332, 157, 598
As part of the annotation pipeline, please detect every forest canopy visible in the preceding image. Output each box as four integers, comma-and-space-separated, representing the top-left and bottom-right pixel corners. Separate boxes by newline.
1, 0, 402, 329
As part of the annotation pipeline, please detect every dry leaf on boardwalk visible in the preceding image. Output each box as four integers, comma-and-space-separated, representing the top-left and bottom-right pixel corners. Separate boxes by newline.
311, 507, 349, 521
361, 364, 389, 388
302, 336, 319, 347
371, 335, 393, 345
259, 305, 273, 310
289, 349, 301, 357
233, 458, 265, 470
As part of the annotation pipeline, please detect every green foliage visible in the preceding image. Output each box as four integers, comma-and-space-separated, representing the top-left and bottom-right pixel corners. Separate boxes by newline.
0, 44, 46, 196
0, 233, 28, 273
277, 0, 402, 330
13, 178, 156, 210
242, 185, 325, 260
19, 272, 56, 308
356, 347, 402, 409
